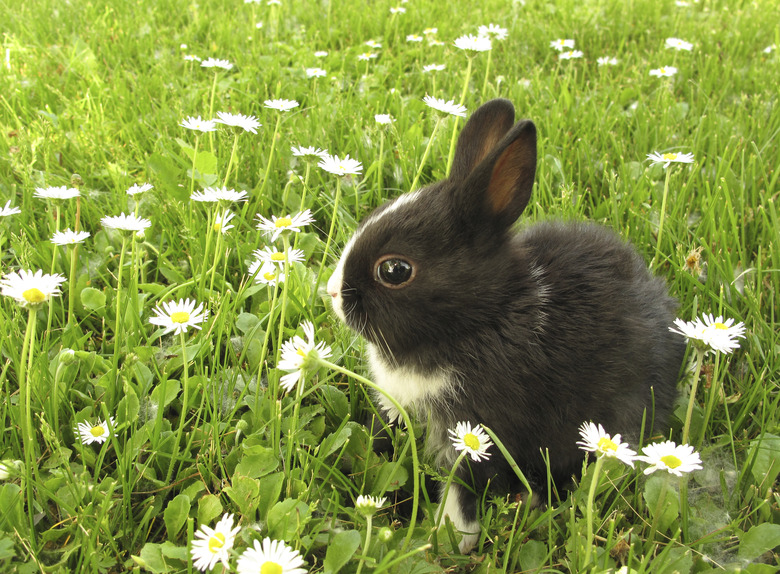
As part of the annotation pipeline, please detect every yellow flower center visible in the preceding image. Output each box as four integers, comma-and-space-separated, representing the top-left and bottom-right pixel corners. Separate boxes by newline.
208, 533, 226, 553
463, 433, 481, 451
263, 272, 277, 282
597, 437, 618, 453
275, 217, 292, 228
213, 222, 222, 232
90, 425, 105, 438
660, 454, 682, 469
713, 322, 728, 330
662, 153, 678, 161
261, 562, 283, 574
171, 311, 191, 324
296, 346, 308, 358
271, 252, 286, 262
23, 288, 46, 303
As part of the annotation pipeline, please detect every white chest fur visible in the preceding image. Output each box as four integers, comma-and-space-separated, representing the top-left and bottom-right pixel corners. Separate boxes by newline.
366, 344, 455, 423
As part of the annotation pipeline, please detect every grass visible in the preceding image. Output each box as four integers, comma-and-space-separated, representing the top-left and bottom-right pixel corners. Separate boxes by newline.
0, 0, 778, 572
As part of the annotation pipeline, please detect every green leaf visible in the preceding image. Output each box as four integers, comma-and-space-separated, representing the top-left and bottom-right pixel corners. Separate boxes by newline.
649, 546, 692, 574
643, 475, 679, 534
197, 494, 223, 526
323, 530, 361, 574
376, 460, 408, 493
319, 385, 350, 420
257, 472, 285, 522
163, 494, 190, 540
80, 287, 106, 311
0, 536, 15, 561
267, 498, 310, 540
318, 424, 353, 459
738, 523, 780, 562
748, 433, 780, 487
0, 484, 24, 532
235, 445, 279, 478
225, 476, 261, 518
517, 539, 547, 571
151, 380, 180, 409
116, 385, 140, 426
236, 312, 260, 334
131, 543, 166, 573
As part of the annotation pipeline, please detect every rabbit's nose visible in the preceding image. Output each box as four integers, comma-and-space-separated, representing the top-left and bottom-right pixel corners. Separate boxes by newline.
326, 274, 341, 298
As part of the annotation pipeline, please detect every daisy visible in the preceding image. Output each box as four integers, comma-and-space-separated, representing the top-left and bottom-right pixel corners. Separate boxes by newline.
764, 44, 777, 54
291, 145, 328, 159
670, 314, 745, 354
183, 54, 202, 62
389, 6, 406, 14
357, 52, 378, 61
214, 111, 261, 134
355, 494, 387, 517
213, 211, 236, 234
305, 67, 326, 78
190, 513, 241, 572
637, 440, 703, 476
314, 50, 328, 58
550, 38, 575, 51
101, 213, 152, 233
191, 187, 249, 203
75, 416, 114, 445
276, 320, 333, 392
264, 98, 299, 112
597, 56, 618, 66
0, 460, 21, 480
34, 186, 80, 200
375, 114, 394, 125
1, 269, 66, 307
478, 24, 508, 41
253, 246, 305, 266
180, 116, 218, 132
423, 27, 438, 36
646, 151, 695, 168
422, 63, 445, 72
0, 200, 21, 217
256, 209, 314, 242
318, 154, 363, 176
249, 259, 285, 285
649, 66, 677, 77
365, 40, 382, 49
126, 183, 153, 196
149, 298, 209, 335
665, 37, 693, 51
51, 229, 91, 245
406, 34, 423, 43
577, 422, 637, 466
201, 57, 233, 70
559, 50, 584, 60
454, 34, 492, 52
448, 421, 493, 462
236, 537, 306, 574
423, 95, 467, 117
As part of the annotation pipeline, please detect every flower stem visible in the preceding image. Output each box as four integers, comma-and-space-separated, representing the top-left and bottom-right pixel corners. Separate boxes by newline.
167, 330, 191, 482
652, 166, 673, 268
435, 451, 468, 531
19, 306, 39, 551
112, 235, 129, 386
67, 244, 78, 327
355, 514, 374, 574
314, 177, 342, 298
257, 114, 282, 204
583, 455, 605, 569
682, 346, 705, 445
410, 116, 442, 192
481, 49, 493, 98
222, 133, 240, 188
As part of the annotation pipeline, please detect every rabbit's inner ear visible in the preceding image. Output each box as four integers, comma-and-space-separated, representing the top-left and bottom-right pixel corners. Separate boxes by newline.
486, 127, 537, 221
450, 99, 515, 182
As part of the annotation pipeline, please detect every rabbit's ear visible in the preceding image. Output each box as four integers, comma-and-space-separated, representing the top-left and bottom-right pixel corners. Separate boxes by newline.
450, 99, 516, 183
455, 118, 537, 231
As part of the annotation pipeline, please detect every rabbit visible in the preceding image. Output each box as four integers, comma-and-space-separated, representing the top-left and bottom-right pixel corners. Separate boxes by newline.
326, 99, 685, 553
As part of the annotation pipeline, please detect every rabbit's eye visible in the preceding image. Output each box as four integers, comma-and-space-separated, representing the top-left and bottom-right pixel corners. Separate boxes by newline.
375, 256, 415, 288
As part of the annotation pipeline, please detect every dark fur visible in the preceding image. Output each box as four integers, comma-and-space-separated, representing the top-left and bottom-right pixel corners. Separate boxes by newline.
335, 99, 684, 531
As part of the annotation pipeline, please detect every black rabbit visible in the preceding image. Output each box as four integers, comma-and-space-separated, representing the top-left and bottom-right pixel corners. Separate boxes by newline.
327, 99, 684, 552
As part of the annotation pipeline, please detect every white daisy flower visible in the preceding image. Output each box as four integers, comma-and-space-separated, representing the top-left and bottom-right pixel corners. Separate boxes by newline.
357, 52, 378, 61
423, 95, 467, 117
249, 259, 285, 285
454, 34, 492, 52
675, 0, 690, 5
375, 114, 394, 125
478, 24, 508, 41
365, 40, 382, 49
305, 67, 327, 78
253, 246, 305, 267
180, 116, 218, 132
577, 422, 637, 466
291, 145, 328, 159
389, 6, 406, 14
646, 151, 695, 168
267, 0, 281, 5
75, 416, 114, 445
764, 44, 777, 54
34, 186, 80, 200
201, 57, 234, 70
422, 63, 445, 72
183, 54, 202, 62
213, 211, 236, 234
670, 314, 746, 354
236, 537, 306, 574
0, 200, 21, 217
256, 209, 314, 242
0, 460, 22, 480
214, 111, 261, 134
191, 187, 249, 204
190, 513, 241, 572
51, 229, 91, 245
665, 37, 693, 51
355, 494, 387, 517
276, 320, 333, 393
550, 38, 575, 51
318, 154, 363, 176
649, 66, 678, 77
597, 56, 618, 66
126, 183, 153, 196
1, 269, 66, 307
314, 50, 328, 58
423, 27, 438, 36
264, 98, 300, 112
406, 34, 423, 43
149, 298, 209, 335
101, 213, 152, 233
559, 50, 584, 60
637, 440, 703, 476
448, 421, 493, 462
